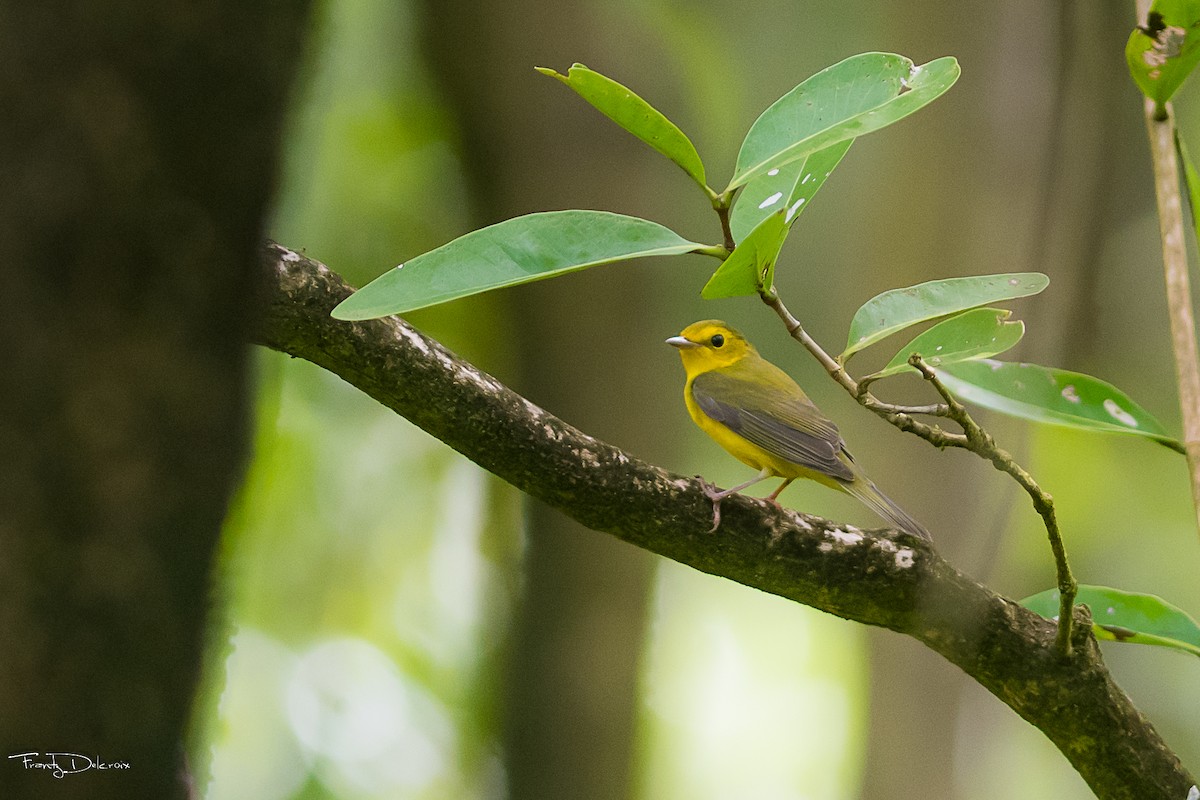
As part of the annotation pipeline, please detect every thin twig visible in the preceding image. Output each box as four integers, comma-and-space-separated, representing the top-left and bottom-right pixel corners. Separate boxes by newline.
756, 286, 1076, 655
760, 289, 964, 441
909, 355, 1077, 656
864, 400, 953, 417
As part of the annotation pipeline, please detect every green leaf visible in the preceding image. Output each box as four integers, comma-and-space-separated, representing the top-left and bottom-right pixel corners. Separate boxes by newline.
331, 210, 702, 320
1021, 585, 1200, 658
727, 53, 959, 191
842, 273, 1048, 361
1178, 133, 1200, 246
538, 63, 707, 191
701, 210, 789, 299
1125, 0, 1200, 107
869, 308, 1025, 380
730, 140, 852, 243
936, 360, 1184, 450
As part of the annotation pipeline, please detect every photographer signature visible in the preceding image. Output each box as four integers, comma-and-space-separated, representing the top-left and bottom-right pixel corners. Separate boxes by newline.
8, 752, 131, 778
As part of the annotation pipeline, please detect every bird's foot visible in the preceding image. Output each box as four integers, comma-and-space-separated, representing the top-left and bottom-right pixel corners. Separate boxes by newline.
697, 477, 732, 533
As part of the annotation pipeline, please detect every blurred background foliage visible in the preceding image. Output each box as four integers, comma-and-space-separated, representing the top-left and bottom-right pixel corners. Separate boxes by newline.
195, 0, 1200, 798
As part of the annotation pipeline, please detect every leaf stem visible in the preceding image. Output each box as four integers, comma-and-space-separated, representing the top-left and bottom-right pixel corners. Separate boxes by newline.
1141, 99, 1200, 540
693, 244, 732, 260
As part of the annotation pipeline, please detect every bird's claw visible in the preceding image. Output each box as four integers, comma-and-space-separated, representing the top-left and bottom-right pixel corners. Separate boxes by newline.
697, 477, 728, 533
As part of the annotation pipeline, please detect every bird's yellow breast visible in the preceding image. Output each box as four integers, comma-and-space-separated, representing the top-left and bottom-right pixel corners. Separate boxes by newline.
682, 375, 766, 466
682, 375, 841, 490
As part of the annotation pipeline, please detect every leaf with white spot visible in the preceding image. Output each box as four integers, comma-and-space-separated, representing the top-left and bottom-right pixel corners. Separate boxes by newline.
842, 273, 1048, 361
730, 141, 852, 242
1125, 0, 1200, 107
727, 53, 959, 191
1022, 585, 1200, 657
868, 308, 1025, 380
936, 360, 1184, 451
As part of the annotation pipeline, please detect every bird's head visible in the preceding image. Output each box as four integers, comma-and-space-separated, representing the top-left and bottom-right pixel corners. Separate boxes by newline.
666, 320, 755, 372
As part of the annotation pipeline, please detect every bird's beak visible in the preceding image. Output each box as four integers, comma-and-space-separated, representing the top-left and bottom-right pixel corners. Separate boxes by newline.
666, 336, 699, 349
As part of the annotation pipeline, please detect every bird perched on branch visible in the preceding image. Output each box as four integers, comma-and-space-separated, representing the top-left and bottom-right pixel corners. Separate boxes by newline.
668, 319, 931, 539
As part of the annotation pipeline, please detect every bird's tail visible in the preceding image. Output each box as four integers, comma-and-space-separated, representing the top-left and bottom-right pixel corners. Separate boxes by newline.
843, 478, 932, 540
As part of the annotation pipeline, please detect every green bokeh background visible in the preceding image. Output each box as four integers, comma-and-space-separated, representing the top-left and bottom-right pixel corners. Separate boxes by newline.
195, 2, 1200, 798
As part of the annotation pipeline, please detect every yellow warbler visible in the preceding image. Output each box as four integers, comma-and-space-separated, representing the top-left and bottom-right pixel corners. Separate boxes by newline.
668, 320, 930, 538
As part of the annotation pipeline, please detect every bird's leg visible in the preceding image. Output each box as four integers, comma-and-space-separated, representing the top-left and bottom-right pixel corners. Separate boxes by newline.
766, 478, 794, 507
698, 468, 772, 532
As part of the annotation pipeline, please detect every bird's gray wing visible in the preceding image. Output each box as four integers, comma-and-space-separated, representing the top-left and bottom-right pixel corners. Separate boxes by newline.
691, 369, 855, 482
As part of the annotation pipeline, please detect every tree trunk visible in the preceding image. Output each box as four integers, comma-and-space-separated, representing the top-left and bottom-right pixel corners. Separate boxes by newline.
0, 2, 309, 796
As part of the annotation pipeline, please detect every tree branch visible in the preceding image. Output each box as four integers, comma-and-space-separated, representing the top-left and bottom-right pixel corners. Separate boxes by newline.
255, 242, 1196, 800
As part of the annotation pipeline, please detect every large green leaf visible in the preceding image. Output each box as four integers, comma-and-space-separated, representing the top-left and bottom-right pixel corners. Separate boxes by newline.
1126, 0, 1200, 107
869, 308, 1025, 380
936, 360, 1184, 450
727, 53, 959, 191
730, 140, 852, 242
701, 210, 789, 299
331, 210, 702, 320
538, 63, 707, 191
1022, 585, 1200, 658
841, 273, 1048, 361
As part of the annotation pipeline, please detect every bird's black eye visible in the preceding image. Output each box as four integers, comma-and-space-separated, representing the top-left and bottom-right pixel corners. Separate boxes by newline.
710, 334, 725, 348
